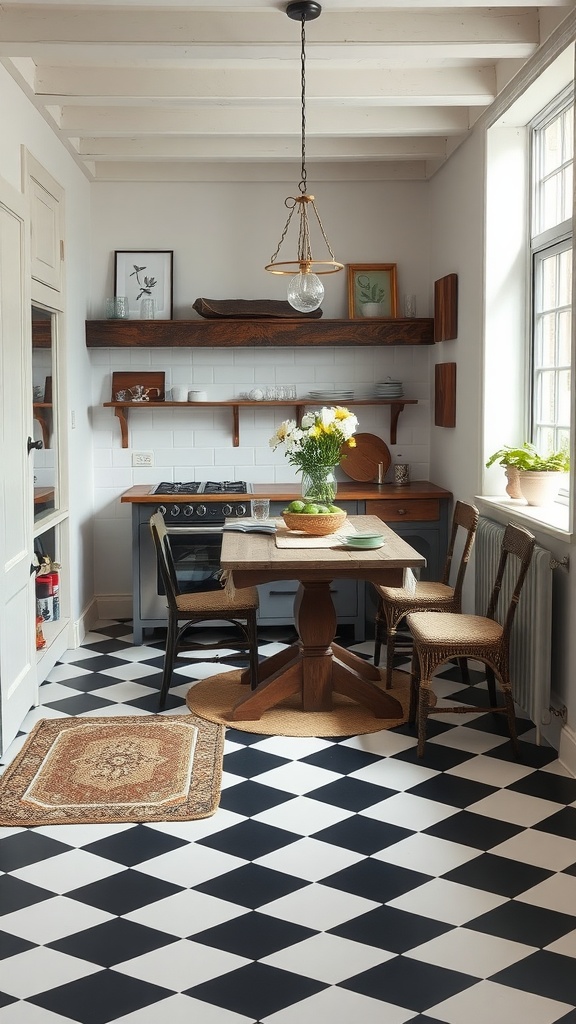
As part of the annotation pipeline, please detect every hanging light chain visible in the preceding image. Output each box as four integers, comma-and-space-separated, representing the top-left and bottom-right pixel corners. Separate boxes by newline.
298, 13, 307, 194
264, 1, 343, 277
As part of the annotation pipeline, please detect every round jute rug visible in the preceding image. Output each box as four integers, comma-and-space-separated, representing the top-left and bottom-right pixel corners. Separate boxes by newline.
186, 668, 412, 737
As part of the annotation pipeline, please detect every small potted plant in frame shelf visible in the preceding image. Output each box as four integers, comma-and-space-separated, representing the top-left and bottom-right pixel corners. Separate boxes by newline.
486, 442, 570, 506
358, 280, 387, 317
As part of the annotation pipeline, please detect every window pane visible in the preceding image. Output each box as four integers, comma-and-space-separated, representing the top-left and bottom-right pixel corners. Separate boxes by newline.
558, 248, 572, 305
534, 313, 555, 366
558, 370, 571, 425
543, 119, 563, 174
540, 254, 558, 308
558, 310, 572, 364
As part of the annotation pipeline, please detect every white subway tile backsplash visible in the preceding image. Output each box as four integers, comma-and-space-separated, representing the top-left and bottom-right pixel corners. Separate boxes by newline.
90, 349, 432, 580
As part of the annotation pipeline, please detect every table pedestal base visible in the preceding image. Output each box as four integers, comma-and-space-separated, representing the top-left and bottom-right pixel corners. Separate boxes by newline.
231, 580, 403, 722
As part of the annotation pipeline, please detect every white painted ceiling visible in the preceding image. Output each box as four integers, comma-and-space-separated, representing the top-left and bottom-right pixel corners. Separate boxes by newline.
1, 1, 574, 182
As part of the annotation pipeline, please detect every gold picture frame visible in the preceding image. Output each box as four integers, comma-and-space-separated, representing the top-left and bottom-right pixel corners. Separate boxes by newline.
347, 263, 398, 319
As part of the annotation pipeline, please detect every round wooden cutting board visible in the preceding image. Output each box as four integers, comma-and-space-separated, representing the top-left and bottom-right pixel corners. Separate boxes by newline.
341, 433, 392, 482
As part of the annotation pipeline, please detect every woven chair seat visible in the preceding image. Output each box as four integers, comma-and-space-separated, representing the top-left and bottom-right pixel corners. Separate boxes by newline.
376, 581, 455, 607
175, 587, 259, 616
408, 611, 503, 647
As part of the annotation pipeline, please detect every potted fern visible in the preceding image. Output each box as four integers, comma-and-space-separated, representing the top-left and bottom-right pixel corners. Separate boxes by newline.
486, 442, 570, 505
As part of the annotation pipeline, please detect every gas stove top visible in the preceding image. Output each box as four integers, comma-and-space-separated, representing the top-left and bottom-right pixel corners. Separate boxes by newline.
153, 481, 251, 496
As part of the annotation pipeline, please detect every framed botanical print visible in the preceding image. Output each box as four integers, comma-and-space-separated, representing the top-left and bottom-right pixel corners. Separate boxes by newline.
347, 263, 398, 319
114, 250, 173, 319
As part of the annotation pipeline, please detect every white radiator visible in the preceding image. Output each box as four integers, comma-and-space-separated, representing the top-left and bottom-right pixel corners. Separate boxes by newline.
475, 517, 553, 740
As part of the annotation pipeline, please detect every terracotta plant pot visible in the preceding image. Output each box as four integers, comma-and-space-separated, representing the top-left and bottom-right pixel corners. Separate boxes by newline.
518, 470, 564, 506
505, 466, 523, 499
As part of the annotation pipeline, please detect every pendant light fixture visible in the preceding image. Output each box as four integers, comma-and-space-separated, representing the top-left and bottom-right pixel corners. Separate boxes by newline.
265, 1, 343, 312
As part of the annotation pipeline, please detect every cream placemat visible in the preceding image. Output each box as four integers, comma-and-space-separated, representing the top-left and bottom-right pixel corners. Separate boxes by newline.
275, 522, 356, 549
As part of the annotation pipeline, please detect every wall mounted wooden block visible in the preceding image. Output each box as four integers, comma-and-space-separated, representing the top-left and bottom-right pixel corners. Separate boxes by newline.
434, 273, 458, 341
435, 362, 457, 427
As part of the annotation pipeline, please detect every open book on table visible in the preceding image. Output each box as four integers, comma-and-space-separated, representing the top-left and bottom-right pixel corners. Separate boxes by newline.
223, 517, 277, 534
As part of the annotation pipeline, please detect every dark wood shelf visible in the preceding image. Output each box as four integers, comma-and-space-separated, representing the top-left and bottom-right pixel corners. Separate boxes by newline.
86, 317, 434, 348
103, 397, 417, 448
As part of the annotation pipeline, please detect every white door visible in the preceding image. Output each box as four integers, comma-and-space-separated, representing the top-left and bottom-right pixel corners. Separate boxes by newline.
0, 173, 36, 756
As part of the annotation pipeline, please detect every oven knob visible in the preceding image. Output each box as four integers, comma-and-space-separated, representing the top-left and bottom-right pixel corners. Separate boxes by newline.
183, 505, 194, 516
157, 505, 167, 515
222, 503, 233, 517
196, 504, 207, 517
170, 505, 180, 516
236, 504, 247, 516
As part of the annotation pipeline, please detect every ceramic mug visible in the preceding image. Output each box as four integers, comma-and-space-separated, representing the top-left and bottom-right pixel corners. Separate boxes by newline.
171, 385, 189, 402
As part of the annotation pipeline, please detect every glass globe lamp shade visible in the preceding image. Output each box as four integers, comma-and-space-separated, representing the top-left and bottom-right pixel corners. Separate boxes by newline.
287, 270, 324, 312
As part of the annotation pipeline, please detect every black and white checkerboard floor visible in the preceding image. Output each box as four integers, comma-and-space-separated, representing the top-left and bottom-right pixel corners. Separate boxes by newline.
2, 620, 576, 1024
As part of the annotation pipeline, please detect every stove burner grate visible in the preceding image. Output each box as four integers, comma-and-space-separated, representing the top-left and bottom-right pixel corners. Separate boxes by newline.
153, 480, 249, 496
154, 481, 201, 495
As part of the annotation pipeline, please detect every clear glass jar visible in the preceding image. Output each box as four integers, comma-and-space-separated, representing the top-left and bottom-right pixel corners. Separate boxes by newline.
300, 466, 338, 505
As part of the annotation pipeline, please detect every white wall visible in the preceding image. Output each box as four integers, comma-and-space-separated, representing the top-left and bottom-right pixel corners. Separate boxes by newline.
430, 124, 576, 757
89, 178, 436, 599
429, 130, 486, 613
0, 65, 94, 624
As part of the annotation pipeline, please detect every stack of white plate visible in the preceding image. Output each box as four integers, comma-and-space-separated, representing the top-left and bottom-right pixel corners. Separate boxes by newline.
375, 380, 404, 398
308, 389, 355, 402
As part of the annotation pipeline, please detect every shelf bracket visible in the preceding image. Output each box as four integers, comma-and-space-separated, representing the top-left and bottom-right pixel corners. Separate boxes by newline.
114, 407, 129, 448
232, 405, 240, 447
389, 402, 406, 445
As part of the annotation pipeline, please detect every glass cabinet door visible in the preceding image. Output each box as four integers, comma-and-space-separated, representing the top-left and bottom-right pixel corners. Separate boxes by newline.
32, 305, 58, 522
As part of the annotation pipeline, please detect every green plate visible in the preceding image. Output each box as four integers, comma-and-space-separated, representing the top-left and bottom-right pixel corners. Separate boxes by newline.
342, 533, 384, 549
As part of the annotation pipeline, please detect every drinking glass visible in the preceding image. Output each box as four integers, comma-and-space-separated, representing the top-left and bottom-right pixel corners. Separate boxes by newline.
250, 498, 270, 520
106, 296, 129, 319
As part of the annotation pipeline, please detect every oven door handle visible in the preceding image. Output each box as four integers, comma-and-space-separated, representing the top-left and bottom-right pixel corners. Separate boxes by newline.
165, 525, 224, 534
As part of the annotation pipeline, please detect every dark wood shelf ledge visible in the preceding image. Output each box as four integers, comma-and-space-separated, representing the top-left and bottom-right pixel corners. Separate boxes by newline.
103, 397, 418, 448
87, 317, 434, 348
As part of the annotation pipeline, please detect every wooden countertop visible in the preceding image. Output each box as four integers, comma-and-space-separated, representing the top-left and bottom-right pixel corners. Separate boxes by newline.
121, 481, 452, 503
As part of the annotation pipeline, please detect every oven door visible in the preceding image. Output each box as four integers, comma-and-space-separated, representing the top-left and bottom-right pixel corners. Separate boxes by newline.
162, 524, 224, 594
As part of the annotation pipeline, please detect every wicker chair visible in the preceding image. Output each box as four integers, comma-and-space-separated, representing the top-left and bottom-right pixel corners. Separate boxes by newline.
373, 500, 479, 688
149, 512, 259, 710
407, 521, 536, 757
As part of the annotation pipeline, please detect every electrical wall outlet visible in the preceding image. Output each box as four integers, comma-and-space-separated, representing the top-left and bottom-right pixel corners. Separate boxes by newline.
132, 451, 154, 467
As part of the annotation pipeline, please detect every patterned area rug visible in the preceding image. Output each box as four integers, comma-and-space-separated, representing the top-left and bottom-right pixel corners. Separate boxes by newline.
186, 668, 411, 737
0, 713, 224, 827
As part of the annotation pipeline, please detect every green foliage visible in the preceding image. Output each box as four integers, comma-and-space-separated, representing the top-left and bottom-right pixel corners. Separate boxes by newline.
357, 274, 386, 304
486, 442, 570, 473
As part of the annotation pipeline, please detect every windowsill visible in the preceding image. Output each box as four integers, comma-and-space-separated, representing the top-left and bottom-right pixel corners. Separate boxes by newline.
475, 495, 571, 544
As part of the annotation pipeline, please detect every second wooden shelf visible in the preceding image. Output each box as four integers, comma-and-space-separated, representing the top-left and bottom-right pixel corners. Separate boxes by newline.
103, 397, 418, 448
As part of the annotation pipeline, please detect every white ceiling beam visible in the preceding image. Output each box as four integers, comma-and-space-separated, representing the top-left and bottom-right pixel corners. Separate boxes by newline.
57, 104, 472, 136
89, 160, 431, 183
0, 8, 542, 46
35, 65, 497, 107
78, 134, 449, 162
1, 0, 571, 7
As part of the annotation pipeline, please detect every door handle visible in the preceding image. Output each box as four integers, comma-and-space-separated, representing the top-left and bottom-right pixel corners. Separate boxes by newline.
28, 437, 43, 453
30, 562, 40, 576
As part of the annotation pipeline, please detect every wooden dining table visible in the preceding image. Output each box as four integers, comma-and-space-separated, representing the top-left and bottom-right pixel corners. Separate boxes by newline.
220, 514, 425, 722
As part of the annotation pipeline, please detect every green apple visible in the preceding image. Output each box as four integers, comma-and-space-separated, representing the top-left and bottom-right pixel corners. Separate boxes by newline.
288, 500, 306, 513
302, 503, 320, 514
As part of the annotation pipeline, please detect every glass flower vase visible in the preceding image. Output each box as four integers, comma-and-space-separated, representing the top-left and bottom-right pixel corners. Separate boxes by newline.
300, 466, 338, 505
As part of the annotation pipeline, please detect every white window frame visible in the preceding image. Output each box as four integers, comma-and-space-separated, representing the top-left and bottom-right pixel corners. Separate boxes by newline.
529, 87, 573, 497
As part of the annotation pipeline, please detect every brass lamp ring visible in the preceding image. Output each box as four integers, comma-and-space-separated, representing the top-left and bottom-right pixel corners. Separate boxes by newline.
264, 259, 344, 276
